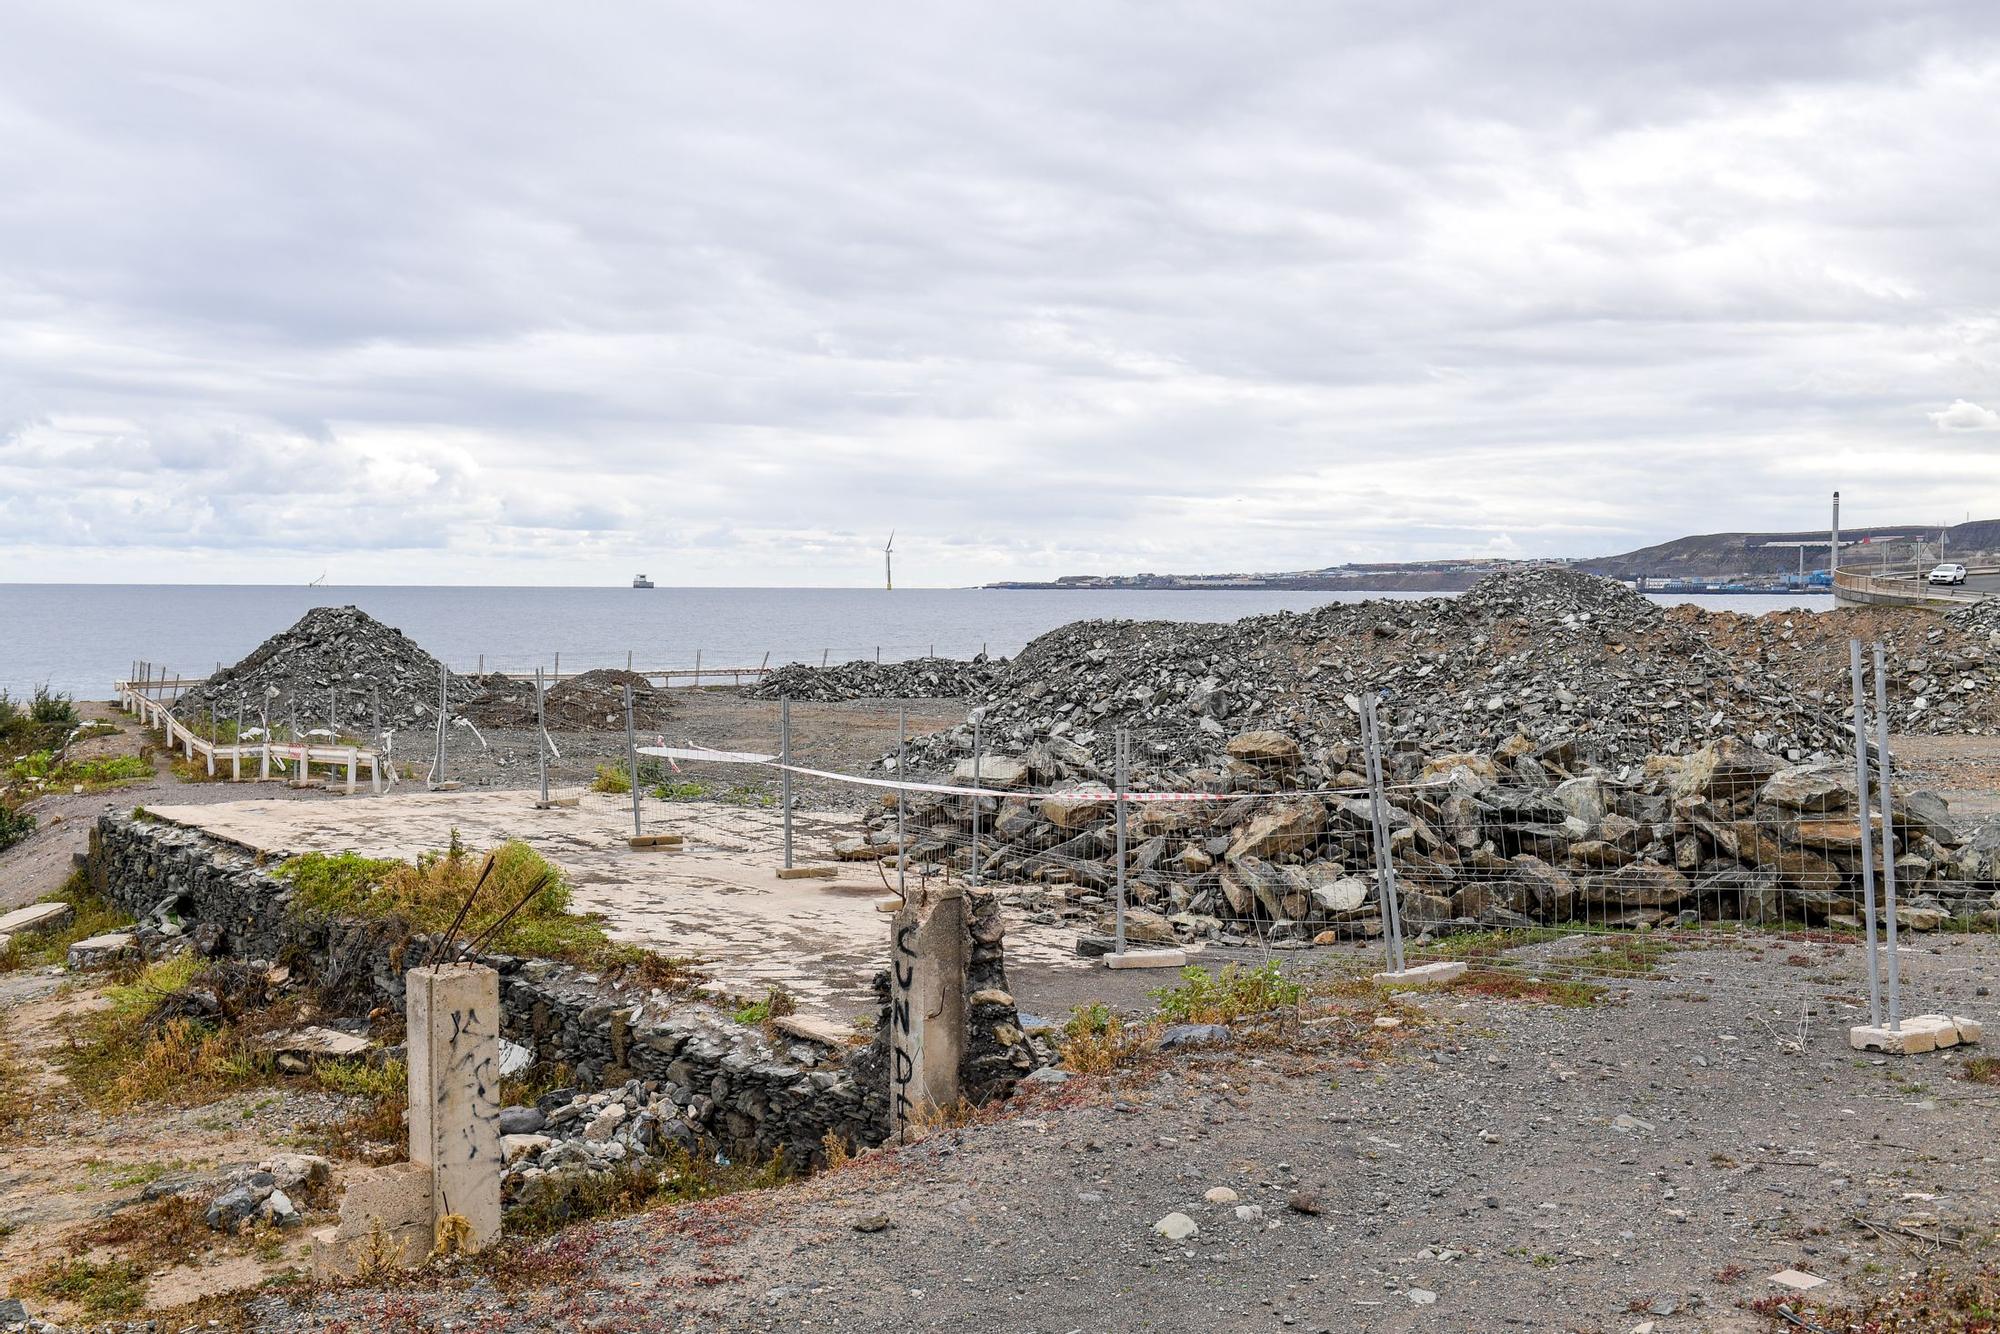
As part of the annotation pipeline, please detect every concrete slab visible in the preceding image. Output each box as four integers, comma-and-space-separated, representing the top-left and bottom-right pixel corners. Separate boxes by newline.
66, 931, 137, 970
1373, 961, 1468, 988
262, 1026, 374, 1059
0, 902, 72, 937
140, 792, 1093, 1019
777, 866, 837, 880
1106, 948, 1188, 970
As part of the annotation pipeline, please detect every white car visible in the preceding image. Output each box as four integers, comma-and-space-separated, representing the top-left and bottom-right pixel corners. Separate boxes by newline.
1928, 562, 1968, 586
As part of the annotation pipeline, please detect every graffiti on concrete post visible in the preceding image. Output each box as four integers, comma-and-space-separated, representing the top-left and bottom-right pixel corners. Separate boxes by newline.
891, 922, 919, 1133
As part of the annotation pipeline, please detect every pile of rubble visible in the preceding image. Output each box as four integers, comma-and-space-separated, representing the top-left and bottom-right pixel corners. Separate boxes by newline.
465, 668, 672, 730
903, 568, 2000, 781
749, 655, 1000, 703
176, 606, 479, 733
854, 727, 2000, 943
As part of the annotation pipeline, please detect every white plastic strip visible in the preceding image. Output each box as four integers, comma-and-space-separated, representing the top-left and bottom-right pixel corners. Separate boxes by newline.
636, 745, 1371, 803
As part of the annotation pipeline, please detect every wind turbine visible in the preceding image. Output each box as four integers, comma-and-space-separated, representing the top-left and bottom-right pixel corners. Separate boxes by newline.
883, 530, 895, 591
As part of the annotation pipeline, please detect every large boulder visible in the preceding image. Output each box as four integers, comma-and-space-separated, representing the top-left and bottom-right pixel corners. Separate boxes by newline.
1552, 776, 1609, 829
1226, 800, 1324, 861
1674, 737, 1780, 801
1583, 860, 1689, 908
953, 756, 1028, 789
1227, 731, 1302, 768
1041, 787, 1113, 830
1509, 856, 1580, 920
1758, 766, 1850, 813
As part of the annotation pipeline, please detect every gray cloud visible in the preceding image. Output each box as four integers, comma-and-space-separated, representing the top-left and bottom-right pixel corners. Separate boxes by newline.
3, 3, 1999, 584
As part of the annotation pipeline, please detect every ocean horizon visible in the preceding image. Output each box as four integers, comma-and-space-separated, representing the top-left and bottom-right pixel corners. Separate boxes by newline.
0, 582, 1832, 700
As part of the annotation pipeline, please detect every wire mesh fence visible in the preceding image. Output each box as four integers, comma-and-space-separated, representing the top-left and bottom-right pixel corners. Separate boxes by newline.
123, 627, 2000, 1035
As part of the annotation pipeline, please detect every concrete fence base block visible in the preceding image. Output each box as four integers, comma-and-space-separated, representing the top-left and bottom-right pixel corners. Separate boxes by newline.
1373, 961, 1467, 988
627, 834, 684, 849
776, 865, 838, 880
1106, 948, 1188, 970
1849, 1014, 1980, 1055
533, 797, 580, 810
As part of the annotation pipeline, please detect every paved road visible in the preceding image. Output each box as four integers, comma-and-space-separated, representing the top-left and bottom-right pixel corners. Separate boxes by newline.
1861, 570, 2000, 597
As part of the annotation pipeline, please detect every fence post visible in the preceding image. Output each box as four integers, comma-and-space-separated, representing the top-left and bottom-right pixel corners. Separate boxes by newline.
371, 686, 381, 750
1114, 727, 1129, 957
780, 696, 793, 870
822, 649, 828, 668
330, 684, 338, 736
1871, 642, 1902, 1030
1361, 694, 1406, 974
536, 667, 548, 806
624, 684, 642, 838
434, 663, 447, 787
969, 711, 983, 885
1848, 640, 1883, 1027
897, 707, 908, 897
627, 650, 633, 672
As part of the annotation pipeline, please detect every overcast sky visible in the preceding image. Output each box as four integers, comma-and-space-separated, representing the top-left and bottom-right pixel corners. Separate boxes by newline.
3, 4, 1998, 586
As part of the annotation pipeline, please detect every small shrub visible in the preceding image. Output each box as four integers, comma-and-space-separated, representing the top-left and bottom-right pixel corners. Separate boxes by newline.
1058, 1002, 1149, 1075
654, 780, 707, 800
28, 686, 79, 729
591, 765, 632, 794
1962, 1056, 2000, 1087
0, 802, 33, 854
1151, 961, 1303, 1025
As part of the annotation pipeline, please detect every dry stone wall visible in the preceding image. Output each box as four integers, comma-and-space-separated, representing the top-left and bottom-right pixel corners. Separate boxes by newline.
87, 814, 1033, 1170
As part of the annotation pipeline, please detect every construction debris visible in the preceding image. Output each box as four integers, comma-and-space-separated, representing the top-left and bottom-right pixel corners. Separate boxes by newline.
176, 605, 477, 732
749, 656, 1000, 703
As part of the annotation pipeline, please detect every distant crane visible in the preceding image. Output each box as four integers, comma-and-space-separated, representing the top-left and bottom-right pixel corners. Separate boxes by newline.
884, 530, 895, 591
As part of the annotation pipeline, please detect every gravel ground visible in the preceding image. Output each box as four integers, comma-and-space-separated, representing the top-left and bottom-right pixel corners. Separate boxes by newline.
249, 930, 2000, 1334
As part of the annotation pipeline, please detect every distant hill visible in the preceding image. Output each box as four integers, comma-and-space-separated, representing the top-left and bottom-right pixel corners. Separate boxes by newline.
1577, 521, 1991, 580
984, 520, 1997, 591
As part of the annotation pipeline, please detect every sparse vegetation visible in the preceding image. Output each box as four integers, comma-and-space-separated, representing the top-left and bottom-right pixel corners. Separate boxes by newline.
6, 749, 153, 791
590, 764, 632, 794
651, 778, 774, 807
0, 1016, 33, 1133
277, 840, 621, 967
1151, 961, 1303, 1025
733, 986, 798, 1027
9, 1256, 148, 1316
506, 1144, 775, 1237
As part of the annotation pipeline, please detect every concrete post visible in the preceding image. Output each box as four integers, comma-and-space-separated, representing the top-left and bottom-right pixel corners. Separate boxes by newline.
889, 886, 967, 1138
780, 696, 793, 869
405, 964, 503, 1250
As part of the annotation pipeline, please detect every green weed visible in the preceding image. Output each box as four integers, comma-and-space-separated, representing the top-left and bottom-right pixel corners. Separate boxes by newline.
1151, 961, 1303, 1025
